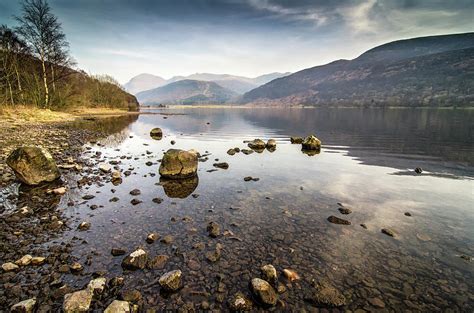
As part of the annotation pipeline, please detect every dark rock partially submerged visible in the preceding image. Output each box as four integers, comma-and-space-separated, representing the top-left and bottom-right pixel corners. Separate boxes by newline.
327, 215, 351, 225
305, 280, 346, 307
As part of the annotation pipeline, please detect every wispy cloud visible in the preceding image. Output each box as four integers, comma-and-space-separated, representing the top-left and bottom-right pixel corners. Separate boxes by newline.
247, 0, 329, 26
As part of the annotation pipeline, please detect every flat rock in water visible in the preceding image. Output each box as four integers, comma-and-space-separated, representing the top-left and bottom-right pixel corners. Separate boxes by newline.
305, 280, 346, 307
6, 146, 60, 185
327, 215, 351, 225
213, 162, 229, 169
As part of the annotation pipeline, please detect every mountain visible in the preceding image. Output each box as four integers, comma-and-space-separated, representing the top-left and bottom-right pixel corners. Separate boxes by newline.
242, 33, 474, 107
136, 79, 238, 105
123, 73, 167, 94
125, 72, 291, 95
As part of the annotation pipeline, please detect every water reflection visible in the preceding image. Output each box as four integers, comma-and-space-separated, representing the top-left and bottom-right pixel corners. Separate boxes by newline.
159, 176, 199, 198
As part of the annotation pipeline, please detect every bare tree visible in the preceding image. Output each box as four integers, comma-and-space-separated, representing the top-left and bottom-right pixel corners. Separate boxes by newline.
15, 0, 70, 108
0, 25, 29, 105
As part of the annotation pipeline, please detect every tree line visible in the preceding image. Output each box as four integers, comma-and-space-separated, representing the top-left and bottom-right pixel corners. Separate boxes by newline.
0, 0, 137, 110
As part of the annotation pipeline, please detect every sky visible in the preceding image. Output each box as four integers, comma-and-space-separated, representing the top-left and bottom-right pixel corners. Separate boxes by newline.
1, 0, 473, 84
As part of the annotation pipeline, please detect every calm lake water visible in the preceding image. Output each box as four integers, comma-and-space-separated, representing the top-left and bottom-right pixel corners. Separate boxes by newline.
57, 108, 473, 311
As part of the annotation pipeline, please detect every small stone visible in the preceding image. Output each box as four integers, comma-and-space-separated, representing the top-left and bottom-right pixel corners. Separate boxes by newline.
404, 212, 412, 216
63, 289, 93, 313
250, 278, 278, 306
53, 187, 67, 195
111, 248, 126, 256
290, 137, 303, 144
414, 167, 423, 174
160, 235, 173, 244
78, 221, 91, 230
130, 199, 142, 205
15, 254, 32, 266
360, 223, 367, 229
416, 233, 431, 242
2, 262, 19, 272
150, 128, 163, 140
11, 298, 36, 313
229, 292, 253, 311
369, 297, 385, 308
213, 162, 229, 169
261, 264, 277, 284
146, 233, 159, 243
159, 270, 182, 291
31, 257, 46, 265
152, 197, 163, 204
283, 269, 300, 282
99, 163, 112, 173
129, 189, 141, 196
121, 249, 148, 270
227, 149, 236, 156
248, 139, 266, 150
104, 300, 131, 313
338, 207, 352, 214
327, 215, 351, 225
207, 221, 221, 237
266, 139, 276, 148
306, 280, 346, 307
70, 262, 83, 272
121, 289, 142, 303
87, 277, 107, 295
381, 228, 396, 237
147, 255, 169, 269
302, 135, 321, 150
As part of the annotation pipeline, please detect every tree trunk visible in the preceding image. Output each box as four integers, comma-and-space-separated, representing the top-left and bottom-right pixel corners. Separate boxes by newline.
40, 52, 49, 108
14, 65, 24, 103
7, 80, 14, 106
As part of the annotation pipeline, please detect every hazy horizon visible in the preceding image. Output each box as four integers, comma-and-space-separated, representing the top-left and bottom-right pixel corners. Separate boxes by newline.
1, 0, 473, 84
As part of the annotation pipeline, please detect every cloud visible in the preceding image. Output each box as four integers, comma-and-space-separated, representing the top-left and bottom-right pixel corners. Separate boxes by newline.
338, 0, 378, 34
247, 0, 330, 26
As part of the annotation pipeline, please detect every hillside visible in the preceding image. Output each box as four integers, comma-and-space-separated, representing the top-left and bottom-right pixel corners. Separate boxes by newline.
123, 73, 166, 94
125, 72, 291, 94
136, 79, 237, 105
242, 33, 474, 107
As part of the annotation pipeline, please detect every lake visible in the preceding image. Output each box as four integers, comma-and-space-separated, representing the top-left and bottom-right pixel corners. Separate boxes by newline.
35, 108, 474, 310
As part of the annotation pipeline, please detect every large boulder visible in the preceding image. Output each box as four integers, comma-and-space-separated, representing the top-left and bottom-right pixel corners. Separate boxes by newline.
159, 149, 198, 179
6, 146, 60, 185
302, 135, 321, 151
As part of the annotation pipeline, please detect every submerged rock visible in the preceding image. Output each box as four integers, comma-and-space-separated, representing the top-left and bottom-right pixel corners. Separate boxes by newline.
250, 278, 278, 306
159, 270, 182, 291
121, 248, 148, 270
302, 135, 321, 150
150, 128, 163, 140
327, 215, 351, 225
6, 146, 60, 185
207, 221, 221, 237
306, 280, 346, 307
63, 289, 93, 313
104, 300, 130, 313
159, 149, 198, 179
381, 228, 396, 237
338, 207, 352, 215
11, 298, 36, 313
147, 255, 169, 269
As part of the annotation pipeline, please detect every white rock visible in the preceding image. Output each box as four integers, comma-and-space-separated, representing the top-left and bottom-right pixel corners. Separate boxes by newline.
99, 163, 111, 173
2, 262, 19, 272
87, 277, 107, 294
11, 298, 36, 313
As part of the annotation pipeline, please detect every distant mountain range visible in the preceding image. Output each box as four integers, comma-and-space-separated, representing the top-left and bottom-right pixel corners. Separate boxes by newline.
124, 72, 291, 95
136, 79, 238, 105
242, 33, 474, 107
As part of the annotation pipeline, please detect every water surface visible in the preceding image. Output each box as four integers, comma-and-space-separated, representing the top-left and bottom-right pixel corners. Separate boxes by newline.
57, 108, 474, 311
